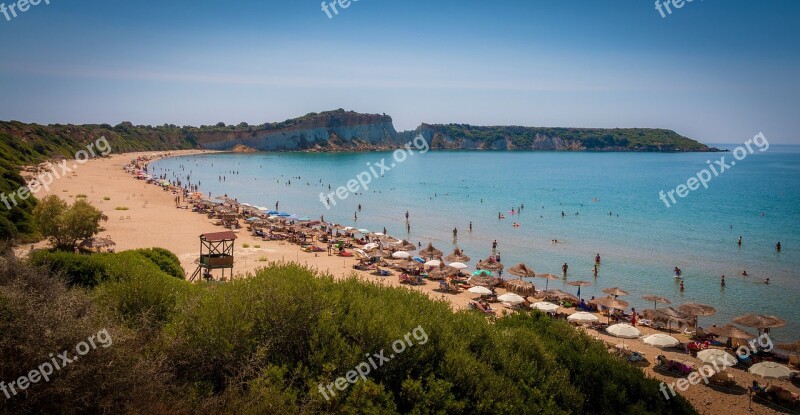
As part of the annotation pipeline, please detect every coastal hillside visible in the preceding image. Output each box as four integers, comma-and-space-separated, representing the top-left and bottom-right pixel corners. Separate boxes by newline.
196, 109, 402, 151
401, 123, 718, 152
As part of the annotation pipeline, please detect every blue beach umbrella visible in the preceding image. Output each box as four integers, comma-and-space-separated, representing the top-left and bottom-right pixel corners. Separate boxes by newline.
472, 270, 493, 277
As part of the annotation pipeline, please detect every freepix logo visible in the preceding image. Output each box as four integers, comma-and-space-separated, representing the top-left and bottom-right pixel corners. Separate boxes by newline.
1, 0, 51, 23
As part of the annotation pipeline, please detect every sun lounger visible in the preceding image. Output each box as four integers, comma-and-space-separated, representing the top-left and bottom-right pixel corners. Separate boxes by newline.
707, 369, 735, 387
789, 354, 800, 370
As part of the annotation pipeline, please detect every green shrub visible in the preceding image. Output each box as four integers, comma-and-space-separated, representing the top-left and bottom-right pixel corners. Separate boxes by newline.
29, 250, 107, 288
159, 264, 695, 414
133, 247, 185, 279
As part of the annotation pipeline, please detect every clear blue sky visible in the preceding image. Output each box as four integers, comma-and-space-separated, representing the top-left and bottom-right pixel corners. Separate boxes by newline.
0, 0, 798, 143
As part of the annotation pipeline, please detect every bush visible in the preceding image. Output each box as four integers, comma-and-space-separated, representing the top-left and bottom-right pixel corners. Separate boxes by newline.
159, 264, 696, 414
33, 196, 103, 250
0, 255, 181, 414
133, 247, 185, 279
29, 250, 107, 288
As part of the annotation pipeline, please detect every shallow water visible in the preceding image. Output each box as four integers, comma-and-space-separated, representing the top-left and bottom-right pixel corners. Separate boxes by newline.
151, 145, 800, 342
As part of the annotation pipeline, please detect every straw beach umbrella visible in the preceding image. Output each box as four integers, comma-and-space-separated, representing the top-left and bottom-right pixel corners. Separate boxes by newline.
591, 296, 630, 323
536, 273, 560, 291
642, 307, 693, 331
776, 340, 800, 353
419, 243, 443, 260
476, 258, 504, 272
679, 303, 717, 330
507, 263, 536, 279
543, 289, 578, 303
427, 263, 459, 280
469, 274, 501, 287
642, 295, 671, 309
707, 324, 755, 340
732, 314, 787, 330
505, 279, 536, 297
391, 240, 417, 251
602, 287, 629, 298
445, 248, 470, 262
79, 237, 116, 252
678, 303, 717, 317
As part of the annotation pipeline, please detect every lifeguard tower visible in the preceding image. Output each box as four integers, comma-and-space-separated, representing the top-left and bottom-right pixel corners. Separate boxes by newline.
189, 231, 236, 282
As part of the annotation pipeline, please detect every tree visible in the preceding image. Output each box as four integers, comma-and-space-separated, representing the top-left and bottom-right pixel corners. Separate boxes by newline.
33, 195, 102, 250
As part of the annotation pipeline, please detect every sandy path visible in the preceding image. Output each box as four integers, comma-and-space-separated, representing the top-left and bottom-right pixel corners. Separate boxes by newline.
23, 151, 798, 415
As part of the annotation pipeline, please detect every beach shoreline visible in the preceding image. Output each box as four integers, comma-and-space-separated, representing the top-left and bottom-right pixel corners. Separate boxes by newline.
21, 149, 799, 415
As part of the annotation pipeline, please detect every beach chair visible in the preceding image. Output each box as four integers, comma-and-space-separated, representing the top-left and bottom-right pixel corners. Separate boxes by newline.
708, 369, 735, 387
789, 354, 800, 370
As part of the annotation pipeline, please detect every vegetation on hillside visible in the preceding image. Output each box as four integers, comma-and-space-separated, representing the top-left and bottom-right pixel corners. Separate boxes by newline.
421, 124, 714, 151
1, 253, 697, 414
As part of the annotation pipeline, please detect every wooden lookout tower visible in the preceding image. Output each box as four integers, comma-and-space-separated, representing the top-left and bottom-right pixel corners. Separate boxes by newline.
189, 231, 237, 282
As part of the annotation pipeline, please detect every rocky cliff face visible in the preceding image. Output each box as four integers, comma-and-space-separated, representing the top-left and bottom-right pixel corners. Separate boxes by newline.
197, 110, 402, 152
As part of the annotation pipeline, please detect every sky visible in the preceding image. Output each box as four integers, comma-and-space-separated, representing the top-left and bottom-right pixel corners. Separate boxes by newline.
0, 0, 798, 144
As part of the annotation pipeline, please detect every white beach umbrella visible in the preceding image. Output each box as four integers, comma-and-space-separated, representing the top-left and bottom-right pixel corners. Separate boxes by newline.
748, 362, 794, 379
449, 262, 468, 269
357, 228, 370, 234
344, 226, 355, 231
606, 323, 641, 339
362, 243, 379, 251
498, 293, 526, 304
696, 349, 737, 367
425, 259, 442, 267
467, 286, 493, 295
353, 249, 368, 259
372, 232, 385, 236
392, 251, 411, 259
567, 312, 600, 323
532, 302, 560, 312
642, 334, 680, 348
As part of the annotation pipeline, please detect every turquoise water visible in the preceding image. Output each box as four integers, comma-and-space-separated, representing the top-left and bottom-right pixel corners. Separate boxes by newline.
151, 145, 800, 342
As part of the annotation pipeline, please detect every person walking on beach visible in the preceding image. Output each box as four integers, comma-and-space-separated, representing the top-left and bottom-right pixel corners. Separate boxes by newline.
407, 223, 411, 233
276, 201, 279, 211
354, 211, 358, 220
562, 263, 568, 277
492, 240, 498, 254
738, 236, 742, 246
405, 211, 409, 221
453, 228, 458, 240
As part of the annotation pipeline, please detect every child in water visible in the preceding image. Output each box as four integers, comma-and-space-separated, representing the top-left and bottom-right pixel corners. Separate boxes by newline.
680, 281, 685, 291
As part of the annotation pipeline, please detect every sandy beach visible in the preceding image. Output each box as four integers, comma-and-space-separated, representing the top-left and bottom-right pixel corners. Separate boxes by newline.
23, 150, 799, 415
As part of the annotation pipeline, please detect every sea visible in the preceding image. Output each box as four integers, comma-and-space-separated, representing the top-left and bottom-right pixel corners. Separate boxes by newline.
150, 144, 800, 343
